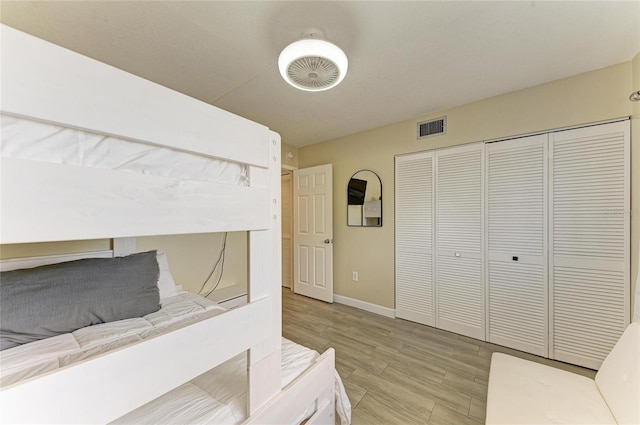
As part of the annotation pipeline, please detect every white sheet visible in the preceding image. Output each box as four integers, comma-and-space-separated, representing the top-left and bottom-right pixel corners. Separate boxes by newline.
0, 334, 80, 384
0, 291, 225, 386
0, 114, 249, 186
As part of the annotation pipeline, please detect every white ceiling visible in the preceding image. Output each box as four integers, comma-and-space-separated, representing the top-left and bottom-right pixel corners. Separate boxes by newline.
1, 1, 639, 147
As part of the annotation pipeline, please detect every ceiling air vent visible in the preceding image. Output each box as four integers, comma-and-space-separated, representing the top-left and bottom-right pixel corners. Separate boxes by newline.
417, 117, 446, 140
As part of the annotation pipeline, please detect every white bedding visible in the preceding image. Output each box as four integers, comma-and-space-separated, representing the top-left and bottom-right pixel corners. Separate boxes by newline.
1, 114, 249, 186
112, 339, 324, 425
0, 292, 351, 425
1, 291, 225, 387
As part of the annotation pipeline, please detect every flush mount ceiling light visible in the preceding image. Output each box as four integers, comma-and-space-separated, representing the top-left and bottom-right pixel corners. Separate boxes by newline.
278, 30, 348, 92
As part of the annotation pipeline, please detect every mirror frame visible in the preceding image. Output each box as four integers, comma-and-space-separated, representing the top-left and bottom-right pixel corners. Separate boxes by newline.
347, 169, 382, 227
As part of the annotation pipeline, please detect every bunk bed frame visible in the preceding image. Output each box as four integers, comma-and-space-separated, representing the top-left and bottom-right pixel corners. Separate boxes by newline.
0, 24, 336, 424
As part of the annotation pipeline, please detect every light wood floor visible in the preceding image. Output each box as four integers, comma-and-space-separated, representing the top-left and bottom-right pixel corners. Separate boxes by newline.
282, 289, 596, 425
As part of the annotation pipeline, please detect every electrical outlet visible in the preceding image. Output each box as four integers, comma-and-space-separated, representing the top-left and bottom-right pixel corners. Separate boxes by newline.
352, 272, 358, 282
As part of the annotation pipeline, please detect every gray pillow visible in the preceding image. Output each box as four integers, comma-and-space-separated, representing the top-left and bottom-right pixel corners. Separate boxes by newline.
0, 250, 160, 350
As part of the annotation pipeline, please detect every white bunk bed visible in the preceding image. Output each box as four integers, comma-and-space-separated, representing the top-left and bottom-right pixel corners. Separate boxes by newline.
0, 24, 349, 424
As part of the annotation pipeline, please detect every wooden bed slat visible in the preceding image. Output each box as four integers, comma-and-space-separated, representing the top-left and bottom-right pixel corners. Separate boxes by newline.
247, 131, 283, 413
0, 250, 114, 271
0, 158, 270, 243
0, 298, 272, 425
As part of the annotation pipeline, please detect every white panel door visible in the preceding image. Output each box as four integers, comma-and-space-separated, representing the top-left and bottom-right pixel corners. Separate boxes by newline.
395, 152, 435, 326
486, 135, 548, 356
550, 120, 630, 369
435, 143, 485, 340
293, 164, 333, 303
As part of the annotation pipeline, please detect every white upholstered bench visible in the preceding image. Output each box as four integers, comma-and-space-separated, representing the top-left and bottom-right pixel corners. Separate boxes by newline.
486, 322, 640, 425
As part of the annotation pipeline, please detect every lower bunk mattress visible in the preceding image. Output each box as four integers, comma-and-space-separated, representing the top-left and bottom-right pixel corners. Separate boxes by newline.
0, 291, 351, 424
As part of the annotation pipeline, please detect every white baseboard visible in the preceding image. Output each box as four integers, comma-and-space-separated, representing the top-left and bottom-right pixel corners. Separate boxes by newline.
333, 294, 395, 318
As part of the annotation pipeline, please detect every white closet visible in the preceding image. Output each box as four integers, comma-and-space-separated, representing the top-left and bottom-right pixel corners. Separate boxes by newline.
395, 151, 435, 326
395, 120, 630, 369
549, 121, 630, 369
395, 143, 485, 340
486, 134, 548, 357
435, 143, 485, 340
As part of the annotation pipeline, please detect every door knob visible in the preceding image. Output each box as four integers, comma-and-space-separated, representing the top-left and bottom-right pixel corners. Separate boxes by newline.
324, 239, 333, 244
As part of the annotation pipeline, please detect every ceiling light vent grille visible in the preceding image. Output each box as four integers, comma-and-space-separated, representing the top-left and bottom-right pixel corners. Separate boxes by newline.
417, 117, 446, 139
287, 56, 340, 90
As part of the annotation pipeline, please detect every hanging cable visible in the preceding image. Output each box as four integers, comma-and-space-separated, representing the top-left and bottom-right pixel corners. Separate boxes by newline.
203, 243, 226, 299
197, 232, 228, 296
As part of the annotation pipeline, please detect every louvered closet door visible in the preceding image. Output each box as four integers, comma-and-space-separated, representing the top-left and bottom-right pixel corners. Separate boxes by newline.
486, 135, 548, 356
435, 143, 484, 339
395, 152, 435, 326
550, 120, 630, 369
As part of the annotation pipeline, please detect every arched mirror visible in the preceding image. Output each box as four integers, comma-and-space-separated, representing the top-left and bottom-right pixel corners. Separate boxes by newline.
347, 170, 382, 227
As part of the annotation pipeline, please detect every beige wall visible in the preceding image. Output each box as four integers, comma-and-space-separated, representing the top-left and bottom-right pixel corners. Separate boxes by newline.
0, 239, 111, 259
0, 233, 247, 296
299, 61, 638, 316
136, 232, 247, 294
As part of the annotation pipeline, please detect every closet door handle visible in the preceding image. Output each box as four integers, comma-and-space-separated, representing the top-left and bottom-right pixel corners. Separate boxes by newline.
324, 239, 333, 244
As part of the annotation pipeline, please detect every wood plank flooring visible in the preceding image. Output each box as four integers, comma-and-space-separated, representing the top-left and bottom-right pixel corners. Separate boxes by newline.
282, 289, 596, 425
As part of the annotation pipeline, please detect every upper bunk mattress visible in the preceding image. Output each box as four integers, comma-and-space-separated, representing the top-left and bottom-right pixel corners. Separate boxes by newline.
1, 114, 249, 186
